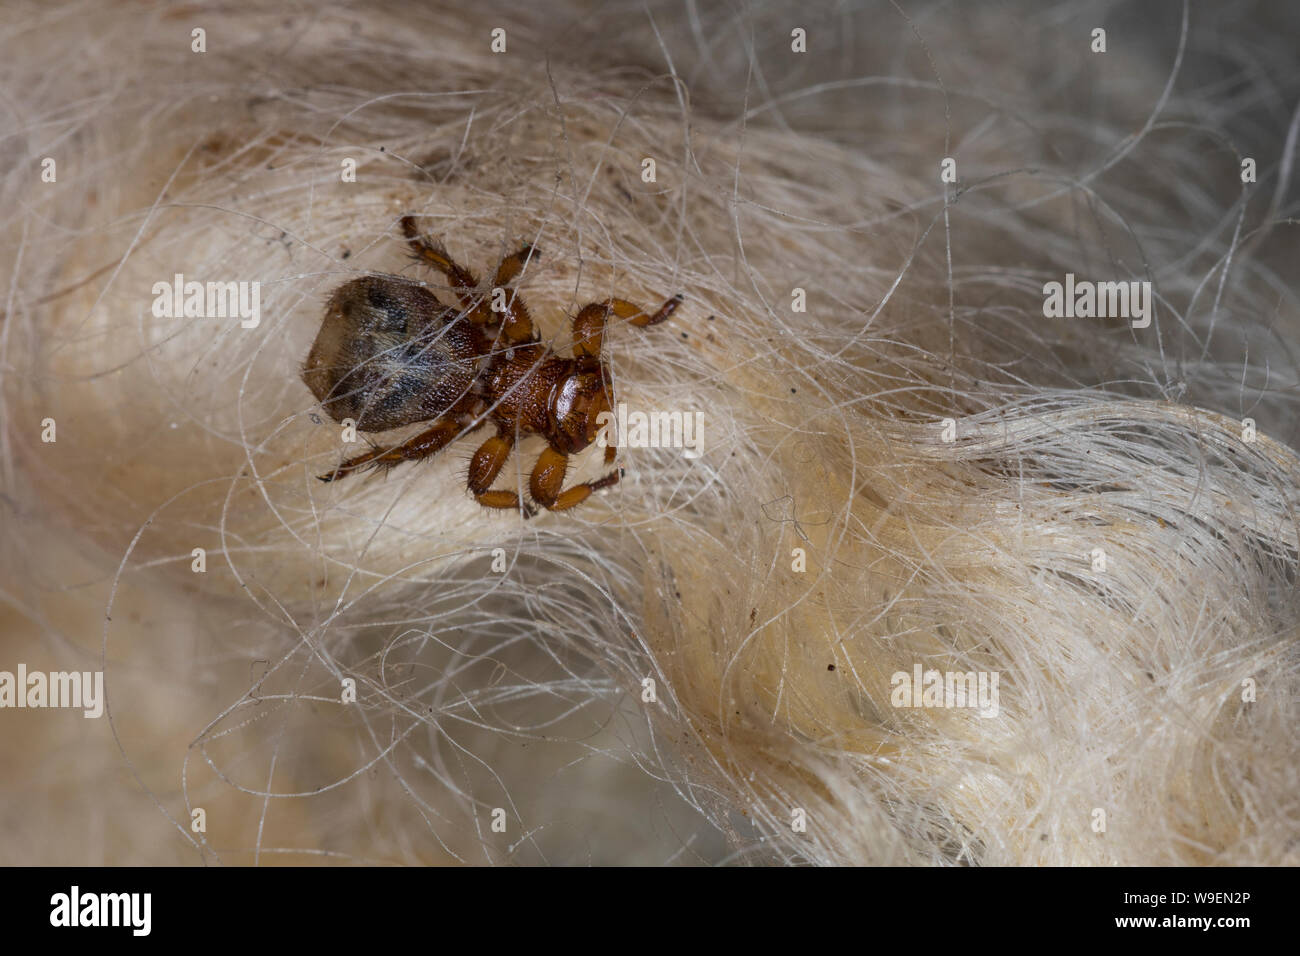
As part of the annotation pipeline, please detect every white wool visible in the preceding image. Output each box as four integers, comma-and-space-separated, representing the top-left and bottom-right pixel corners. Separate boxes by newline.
1, 0, 1296, 864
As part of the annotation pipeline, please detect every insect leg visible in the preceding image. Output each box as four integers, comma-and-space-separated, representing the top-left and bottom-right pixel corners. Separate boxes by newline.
318, 416, 480, 482
490, 242, 540, 344
529, 446, 620, 511
400, 216, 493, 323
468, 429, 536, 516
571, 294, 683, 358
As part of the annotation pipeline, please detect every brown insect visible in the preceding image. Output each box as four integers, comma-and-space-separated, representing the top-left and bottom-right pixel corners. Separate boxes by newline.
302, 216, 682, 516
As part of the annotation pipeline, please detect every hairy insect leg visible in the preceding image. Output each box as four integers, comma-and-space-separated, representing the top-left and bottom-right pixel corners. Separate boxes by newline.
492, 242, 540, 287
318, 417, 480, 482
400, 215, 493, 323
572, 294, 684, 358
530, 446, 620, 511
490, 243, 541, 345
467, 430, 536, 516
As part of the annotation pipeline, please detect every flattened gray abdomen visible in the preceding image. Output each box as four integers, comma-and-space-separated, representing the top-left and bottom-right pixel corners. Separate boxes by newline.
303, 275, 477, 432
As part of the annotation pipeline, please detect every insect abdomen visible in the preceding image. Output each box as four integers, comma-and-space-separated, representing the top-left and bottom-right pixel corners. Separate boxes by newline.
303, 275, 478, 432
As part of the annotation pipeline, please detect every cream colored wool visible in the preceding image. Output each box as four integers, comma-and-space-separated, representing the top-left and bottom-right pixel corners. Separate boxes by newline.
0, 0, 1297, 864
